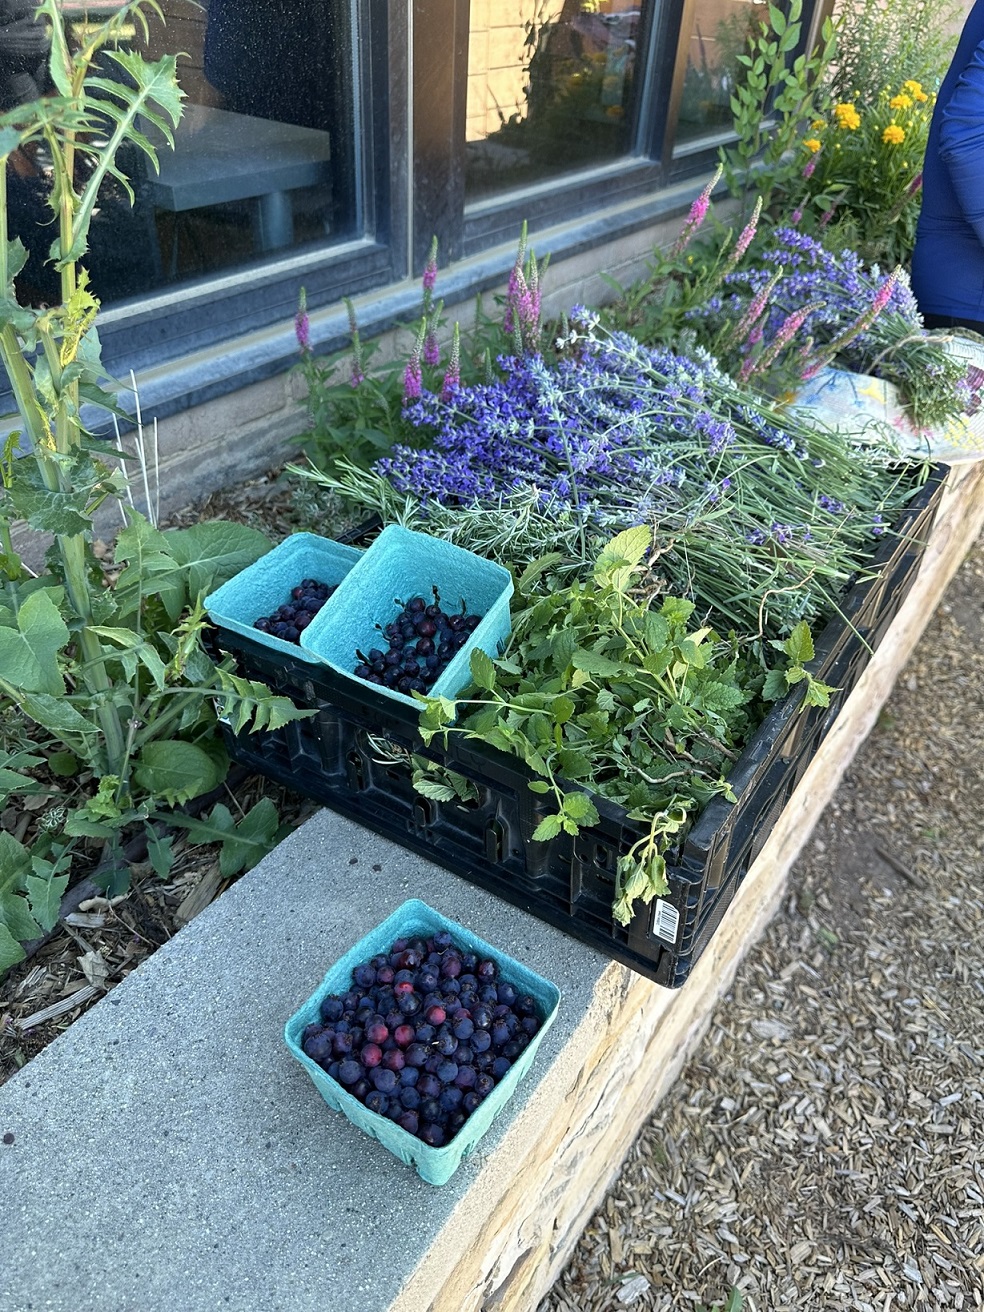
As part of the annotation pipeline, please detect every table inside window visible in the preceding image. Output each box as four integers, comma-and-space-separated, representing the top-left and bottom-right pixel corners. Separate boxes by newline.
142, 104, 332, 255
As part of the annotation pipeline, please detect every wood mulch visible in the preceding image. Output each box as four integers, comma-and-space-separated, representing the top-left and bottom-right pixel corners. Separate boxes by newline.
539, 532, 984, 1310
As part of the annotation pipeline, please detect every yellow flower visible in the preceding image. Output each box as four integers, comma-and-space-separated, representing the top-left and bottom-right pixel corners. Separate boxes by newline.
835, 102, 861, 130
883, 123, 906, 145
803, 137, 822, 153
890, 93, 913, 111
903, 79, 929, 102
811, 119, 826, 131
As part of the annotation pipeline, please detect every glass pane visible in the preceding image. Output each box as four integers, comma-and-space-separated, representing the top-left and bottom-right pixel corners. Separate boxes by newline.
465, 1, 652, 203
6, 0, 358, 308
675, 0, 769, 148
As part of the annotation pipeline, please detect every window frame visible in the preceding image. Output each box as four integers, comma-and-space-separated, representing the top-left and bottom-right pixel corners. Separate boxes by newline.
81, 0, 409, 386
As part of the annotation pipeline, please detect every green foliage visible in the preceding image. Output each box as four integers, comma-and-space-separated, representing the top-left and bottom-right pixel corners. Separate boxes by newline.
294, 320, 414, 474
0, 3, 309, 965
720, 0, 837, 219
698, 1290, 744, 1312
159, 799, 289, 879
292, 229, 541, 478
765, 620, 836, 708
417, 530, 817, 928
782, 82, 935, 267
829, 0, 962, 108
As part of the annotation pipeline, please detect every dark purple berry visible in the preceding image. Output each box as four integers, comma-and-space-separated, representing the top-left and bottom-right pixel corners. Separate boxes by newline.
337, 1059, 362, 1086
365, 1091, 390, 1116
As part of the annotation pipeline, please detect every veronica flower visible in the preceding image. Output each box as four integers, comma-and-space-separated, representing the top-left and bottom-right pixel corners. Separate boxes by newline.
742, 301, 824, 381
294, 287, 310, 354
421, 236, 438, 306
403, 321, 426, 403
671, 165, 722, 257
441, 323, 461, 401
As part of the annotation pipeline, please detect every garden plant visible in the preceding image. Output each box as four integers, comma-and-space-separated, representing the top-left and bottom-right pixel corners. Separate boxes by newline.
0, 0, 307, 971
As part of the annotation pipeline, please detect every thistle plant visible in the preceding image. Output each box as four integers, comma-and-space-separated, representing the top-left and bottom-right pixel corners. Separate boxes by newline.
0, 0, 306, 970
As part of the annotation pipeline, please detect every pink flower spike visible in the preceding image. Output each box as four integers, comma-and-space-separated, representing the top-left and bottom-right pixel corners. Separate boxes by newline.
870, 267, 901, 318
671, 164, 723, 256
733, 197, 762, 261
802, 153, 818, 180
403, 321, 426, 404
790, 207, 803, 225
424, 331, 440, 367
403, 357, 422, 402
441, 323, 461, 400
422, 236, 438, 294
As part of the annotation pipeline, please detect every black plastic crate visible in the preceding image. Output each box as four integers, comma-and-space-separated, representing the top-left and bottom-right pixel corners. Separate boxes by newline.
210, 468, 945, 988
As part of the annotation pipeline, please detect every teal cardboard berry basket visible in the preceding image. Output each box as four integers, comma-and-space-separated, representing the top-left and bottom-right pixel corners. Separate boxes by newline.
283, 899, 561, 1187
298, 524, 513, 710
204, 532, 362, 661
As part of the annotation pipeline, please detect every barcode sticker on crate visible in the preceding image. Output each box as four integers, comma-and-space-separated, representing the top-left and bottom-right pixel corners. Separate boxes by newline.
651, 899, 680, 944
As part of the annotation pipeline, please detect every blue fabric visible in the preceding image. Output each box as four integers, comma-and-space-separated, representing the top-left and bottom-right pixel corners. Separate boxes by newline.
912, 1, 984, 321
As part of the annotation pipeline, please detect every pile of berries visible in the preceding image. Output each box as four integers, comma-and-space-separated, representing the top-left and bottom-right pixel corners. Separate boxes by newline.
301, 929, 542, 1148
253, 578, 335, 644
354, 589, 482, 696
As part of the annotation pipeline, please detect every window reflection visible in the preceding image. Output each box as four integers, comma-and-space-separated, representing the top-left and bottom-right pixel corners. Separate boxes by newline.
465, 0, 652, 203
675, 0, 769, 147
5, 0, 355, 307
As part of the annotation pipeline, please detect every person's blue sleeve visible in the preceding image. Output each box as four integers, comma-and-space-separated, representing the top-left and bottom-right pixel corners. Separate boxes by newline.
940, 39, 984, 247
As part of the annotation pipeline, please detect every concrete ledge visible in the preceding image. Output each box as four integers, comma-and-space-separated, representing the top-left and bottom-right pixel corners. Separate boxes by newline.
3, 463, 983, 1312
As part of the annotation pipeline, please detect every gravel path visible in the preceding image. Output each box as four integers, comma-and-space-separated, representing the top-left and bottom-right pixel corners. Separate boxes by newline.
541, 533, 984, 1311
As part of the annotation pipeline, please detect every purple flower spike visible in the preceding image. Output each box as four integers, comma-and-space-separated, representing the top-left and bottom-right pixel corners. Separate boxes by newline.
294, 287, 310, 354
671, 164, 722, 257
422, 237, 438, 295
404, 320, 427, 404
424, 331, 441, 367
441, 323, 461, 400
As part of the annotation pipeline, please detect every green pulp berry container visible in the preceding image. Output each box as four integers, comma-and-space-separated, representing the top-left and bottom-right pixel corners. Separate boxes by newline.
203, 532, 362, 661
298, 524, 513, 710
283, 899, 561, 1186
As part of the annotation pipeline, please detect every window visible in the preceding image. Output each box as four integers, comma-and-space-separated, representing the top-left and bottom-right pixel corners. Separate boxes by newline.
673, 0, 770, 150
7, 1, 369, 309
465, 1, 652, 202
